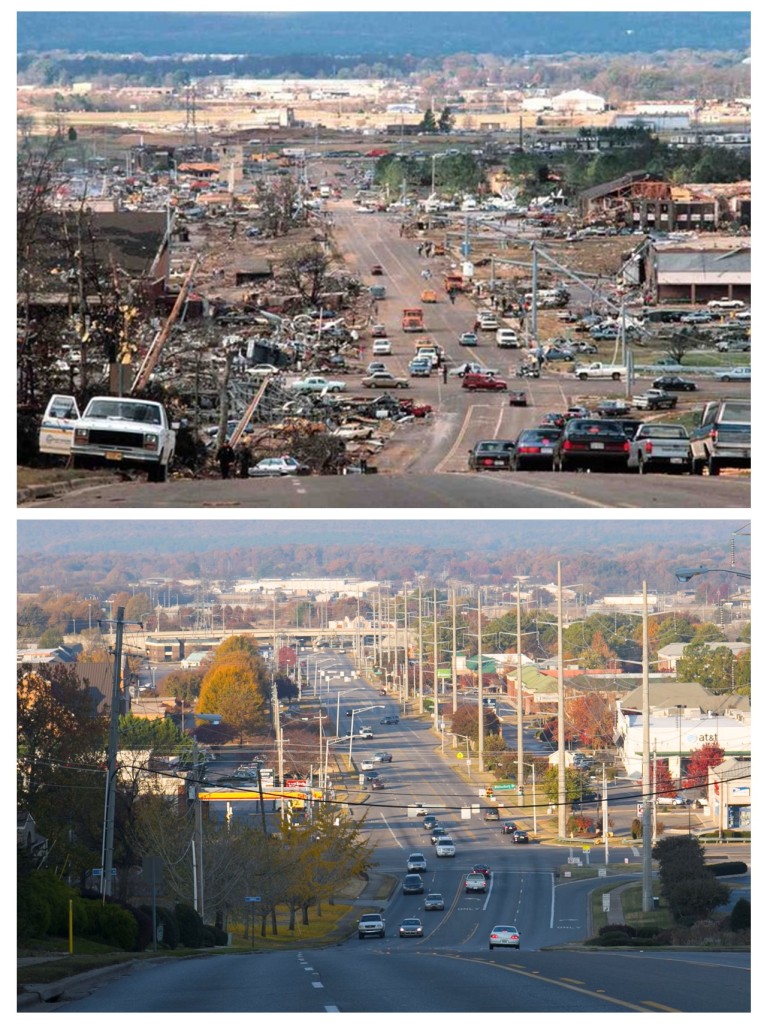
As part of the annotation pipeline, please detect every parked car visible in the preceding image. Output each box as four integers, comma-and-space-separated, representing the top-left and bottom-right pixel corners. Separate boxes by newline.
512, 428, 561, 470
652, 375, 697, 392
468, 439, 515, 471
714, 366, 750, 382
488, 925, 520, 950
362, 372, 409, 389
553, 419, 631, 472
707, 298, 744, 309
247, 456, 310, 477
370, 264, 384, 275
680, 310, 713, 324
462, 373, 508, 392
544, 347, 575, 362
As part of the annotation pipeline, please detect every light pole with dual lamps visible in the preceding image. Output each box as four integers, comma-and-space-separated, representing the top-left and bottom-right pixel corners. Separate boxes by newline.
348, 705, 384, 762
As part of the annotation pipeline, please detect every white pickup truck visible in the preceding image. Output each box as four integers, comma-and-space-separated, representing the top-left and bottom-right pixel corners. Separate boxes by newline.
573, 362, 627, 381
39, 394, 177, 482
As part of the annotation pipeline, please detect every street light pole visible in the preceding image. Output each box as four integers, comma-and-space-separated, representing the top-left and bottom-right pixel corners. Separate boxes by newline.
417, 585, 424, 715
451, 588, 458, 714
641, 580, 654, 912
432, 587, 440, 735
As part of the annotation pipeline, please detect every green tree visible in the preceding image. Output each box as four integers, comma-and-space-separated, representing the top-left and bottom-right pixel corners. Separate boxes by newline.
37, 626, 64, 648
438, 106, 454, 133
541, 765, 583, 807
419, 109, 438, 133
732, 648, 750, 696
197, 635, 270, 742
676, 644, 734, 692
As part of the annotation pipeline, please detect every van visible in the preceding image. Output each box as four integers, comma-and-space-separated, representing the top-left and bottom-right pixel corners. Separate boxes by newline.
496, 328, 520, 348
370, 285, 386, 300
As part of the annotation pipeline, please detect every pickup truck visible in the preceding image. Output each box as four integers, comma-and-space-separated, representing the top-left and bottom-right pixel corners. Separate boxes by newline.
633, 389, 678, 411
39, 394, 177, 482
573, 362, 627, 381
689, 398, 750, 475
402, 307, 425, 332
357, 913, 386, 939
627, 423, 691, 474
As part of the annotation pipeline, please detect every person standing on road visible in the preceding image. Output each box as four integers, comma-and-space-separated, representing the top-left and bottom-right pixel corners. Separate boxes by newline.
235, 443, 251, 479
442, 363, 448, 383
216, 440, 236, 480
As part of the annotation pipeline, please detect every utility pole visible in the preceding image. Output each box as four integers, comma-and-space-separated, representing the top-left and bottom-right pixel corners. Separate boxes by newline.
516, 582, 524, 807
102, 606, 125, 899
451, 588, 458, 714
432, 588, 439, 734
557, 563, 567, 840
477, 588, 484, 773
417, 585, 424, 715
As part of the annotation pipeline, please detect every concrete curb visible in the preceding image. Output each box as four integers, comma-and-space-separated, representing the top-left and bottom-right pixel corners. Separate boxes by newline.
17, 476, 110, 504
18, 961, 141, 1011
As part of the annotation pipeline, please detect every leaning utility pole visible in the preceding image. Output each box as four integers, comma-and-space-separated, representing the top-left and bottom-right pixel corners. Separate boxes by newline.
557, 563, 567, 840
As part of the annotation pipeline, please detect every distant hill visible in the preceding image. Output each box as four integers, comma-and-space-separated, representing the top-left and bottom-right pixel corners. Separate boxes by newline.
17, 11, 750, 59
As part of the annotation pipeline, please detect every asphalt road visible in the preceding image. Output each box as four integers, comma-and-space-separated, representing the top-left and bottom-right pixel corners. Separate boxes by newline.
26, 465, 749, 508
54, 673, 750, 1013
25, 200, 749, 509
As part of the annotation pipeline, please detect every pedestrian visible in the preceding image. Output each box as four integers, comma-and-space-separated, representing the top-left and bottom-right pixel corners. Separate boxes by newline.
448, 288, 456, 305
216, 440, 236, 480
442, 363, 448, 383
417, 243, 423, 256
235, 443, 251, 479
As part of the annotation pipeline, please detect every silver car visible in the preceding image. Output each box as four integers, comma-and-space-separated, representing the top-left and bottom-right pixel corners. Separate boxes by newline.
488, 924, 520, 949
399, 917, 424, 937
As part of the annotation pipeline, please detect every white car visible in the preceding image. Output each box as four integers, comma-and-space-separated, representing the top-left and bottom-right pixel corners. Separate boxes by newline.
360, 759, 375, 771
435, 837, 456, 857
707, 298, 745, 309
406, 853, 427, 873
714, 366, 750, 382
488, 924, 520, 950
372, 339, 392, 355
247, 456, 310, 477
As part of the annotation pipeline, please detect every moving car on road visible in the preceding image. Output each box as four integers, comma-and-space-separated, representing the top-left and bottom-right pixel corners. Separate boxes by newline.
468, 440, 515, 471
462, 373, 508, 392
399, 918, 424, 937
424, 893, 445, 911
488, 925, 520, 949
554, 419, 630, 472
512, 428, 561, 471
464, 872, 488, 893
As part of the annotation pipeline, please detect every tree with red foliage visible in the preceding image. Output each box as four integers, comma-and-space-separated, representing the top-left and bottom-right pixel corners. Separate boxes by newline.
683, 742, 724, 790
653, 757, 676, 798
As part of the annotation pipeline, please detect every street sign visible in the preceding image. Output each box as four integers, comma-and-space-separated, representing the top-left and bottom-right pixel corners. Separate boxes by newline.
244, 896, 262, 903
436, 668, 451, 678
456, 752, 464, 759
493, 783, 516, 790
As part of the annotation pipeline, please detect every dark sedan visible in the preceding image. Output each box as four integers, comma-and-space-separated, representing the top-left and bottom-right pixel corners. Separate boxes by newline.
468, 439, 516, 471
512, 428, 561, 471
554, 419, 631, 472
652, 375, 698, 392
511, 830, 530, 844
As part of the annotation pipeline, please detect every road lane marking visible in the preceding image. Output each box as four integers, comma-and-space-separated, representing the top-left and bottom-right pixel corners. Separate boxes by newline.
641, 1001, 679, 1012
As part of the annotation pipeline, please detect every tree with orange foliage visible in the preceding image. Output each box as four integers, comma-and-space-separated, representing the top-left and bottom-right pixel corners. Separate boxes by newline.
566, 693, 614, 749
197, 635, 270, 743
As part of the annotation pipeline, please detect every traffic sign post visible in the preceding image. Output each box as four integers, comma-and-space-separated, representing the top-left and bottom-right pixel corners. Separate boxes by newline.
245, 896, 262, 949
493, 783, 516, 791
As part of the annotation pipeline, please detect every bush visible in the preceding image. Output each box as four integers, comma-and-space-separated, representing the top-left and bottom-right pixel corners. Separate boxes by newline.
17, 871, 84, 940
81, 899, 139, 951
130, 905, 153, 952
210, 924, 229, 947
666, 877, 730, 923
174, 903, 205, 948
730, 898, 750, 931
599, 924, 635, 938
